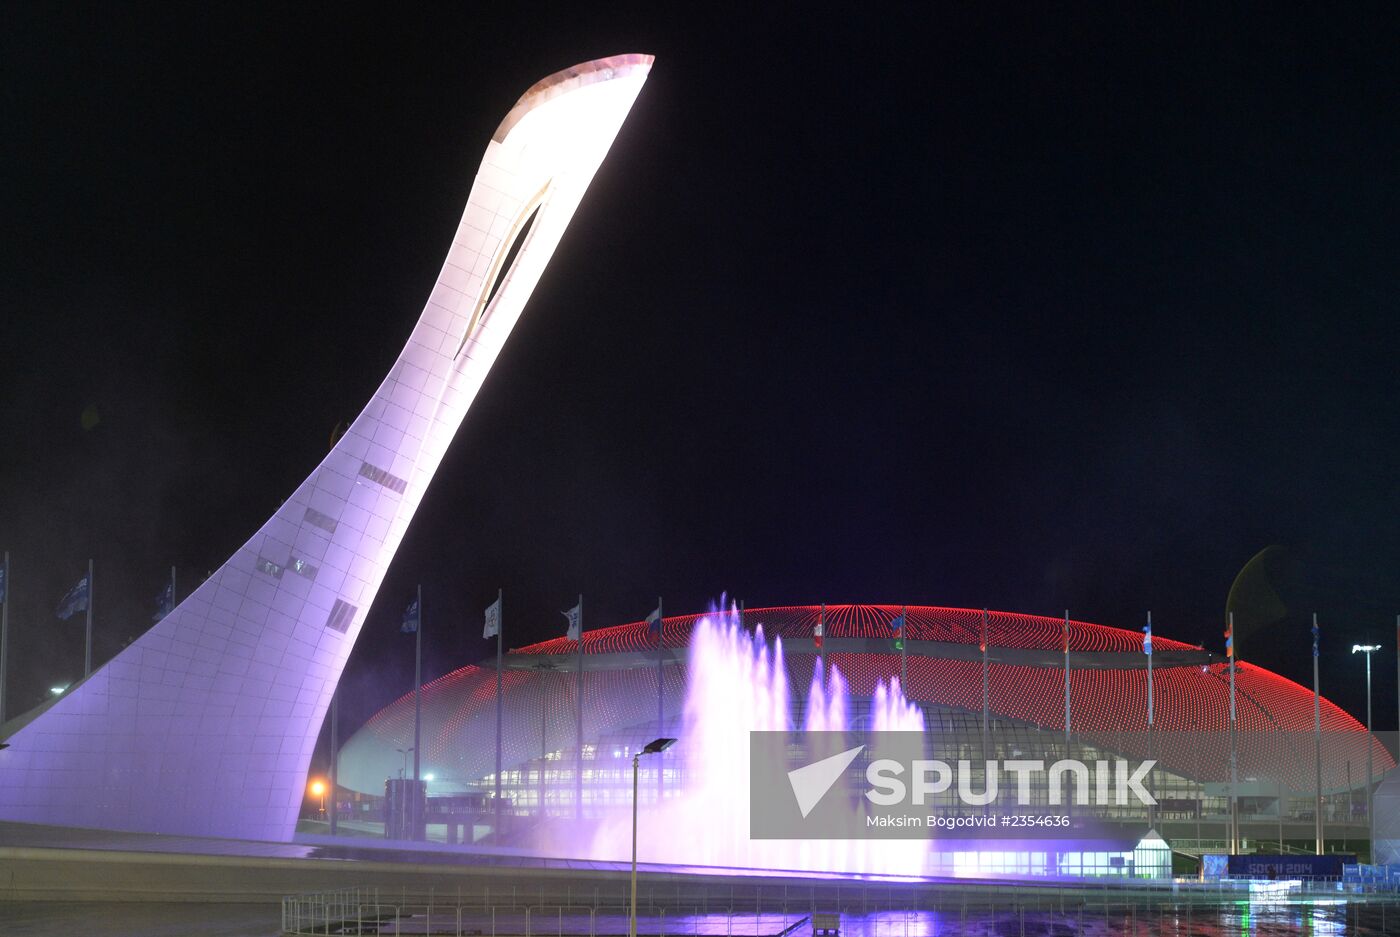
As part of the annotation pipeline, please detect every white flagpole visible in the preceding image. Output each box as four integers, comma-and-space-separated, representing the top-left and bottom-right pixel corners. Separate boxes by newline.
1146, 611, 1154, 728
899, 605, 908, 689
329, 687, 339, 836
1063, 610, 1071, 745
576, 594, 584, 822
981, 608, 990, 751
412, 583, 422, 839
84, 558, 94, 677
656, 596, 664, 803
1063, 610, 1073, 819
494, 588, 503, 838
0, 550, 8, 725
1314, 613, 1323, 853
539, 657, 547, 818
1146, 610, 1154, 829
1229, 611, 1239, 854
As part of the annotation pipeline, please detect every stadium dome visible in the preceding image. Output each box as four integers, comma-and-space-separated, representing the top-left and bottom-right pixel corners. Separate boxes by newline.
338, 605, 1391, 812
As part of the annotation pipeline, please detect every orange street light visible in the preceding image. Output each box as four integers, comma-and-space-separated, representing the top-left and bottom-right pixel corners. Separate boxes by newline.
308, 778, 327, 815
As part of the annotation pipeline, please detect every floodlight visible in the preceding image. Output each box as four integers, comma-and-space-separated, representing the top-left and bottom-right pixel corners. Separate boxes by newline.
642, 737, 677, 755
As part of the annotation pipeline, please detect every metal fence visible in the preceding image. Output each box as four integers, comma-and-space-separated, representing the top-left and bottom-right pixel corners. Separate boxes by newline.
281, 893, 808, 937
281, 880, 1400, 936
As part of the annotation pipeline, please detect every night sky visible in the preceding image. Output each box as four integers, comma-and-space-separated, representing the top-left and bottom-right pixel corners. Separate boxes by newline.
3, 7, 1398, 748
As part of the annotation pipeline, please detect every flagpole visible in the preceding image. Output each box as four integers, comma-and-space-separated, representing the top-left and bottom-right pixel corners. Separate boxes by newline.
1064, 610, 1072, 818
540, 658, 547, 819
656, 596, 664, 804
412, 583, 422, 839
329, 687, 339, 836
899, 605, 908, 689
1146, 612, 1154, 728
0, 550, 9, 725
1063, 610, 1071, 747
576, 593, 584, 822
1146, 610, 1154, 829
1228, 611, 1239, 854
1314, 613, 1323, 854
84, 558, 94, 677
1058, 610, 1069, 750
494, 588, 503, 839
981, 608, 990, 752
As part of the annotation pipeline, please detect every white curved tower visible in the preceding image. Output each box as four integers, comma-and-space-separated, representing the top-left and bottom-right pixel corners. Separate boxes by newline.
0, 55, 653, 840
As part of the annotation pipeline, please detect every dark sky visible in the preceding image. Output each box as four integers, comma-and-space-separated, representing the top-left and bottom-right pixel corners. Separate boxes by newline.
3, 6, 1398, 742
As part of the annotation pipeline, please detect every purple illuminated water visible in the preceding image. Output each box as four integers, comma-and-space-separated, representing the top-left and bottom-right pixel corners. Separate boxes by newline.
586, 607, 930, 875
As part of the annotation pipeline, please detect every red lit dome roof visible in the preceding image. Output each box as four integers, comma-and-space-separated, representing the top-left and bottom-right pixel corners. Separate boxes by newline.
514, 605, 1199, 656
339, 605, 1390, 797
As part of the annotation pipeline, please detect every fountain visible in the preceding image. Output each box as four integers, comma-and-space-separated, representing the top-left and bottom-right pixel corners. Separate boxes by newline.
585, 604, 931, 876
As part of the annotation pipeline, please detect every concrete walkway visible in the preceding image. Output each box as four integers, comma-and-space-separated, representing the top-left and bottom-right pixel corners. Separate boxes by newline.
1, 902, 280, 936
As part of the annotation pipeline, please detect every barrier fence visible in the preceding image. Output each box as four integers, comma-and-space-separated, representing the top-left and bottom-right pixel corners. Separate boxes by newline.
281, 880, 1400, 937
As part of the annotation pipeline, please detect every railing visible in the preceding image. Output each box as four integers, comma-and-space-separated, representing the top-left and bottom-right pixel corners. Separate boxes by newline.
280, 880, 1400, 936
281, 894, 807, 937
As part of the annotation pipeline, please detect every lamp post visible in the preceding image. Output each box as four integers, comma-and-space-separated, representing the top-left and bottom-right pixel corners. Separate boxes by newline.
1353, 644, 1380, 857
630, 737, 677, 937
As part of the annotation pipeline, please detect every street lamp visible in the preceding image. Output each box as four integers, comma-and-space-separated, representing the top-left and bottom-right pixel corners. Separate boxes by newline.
308, 778, 327, 816
629, 737, 677, 937
1353, 644, 1381, 856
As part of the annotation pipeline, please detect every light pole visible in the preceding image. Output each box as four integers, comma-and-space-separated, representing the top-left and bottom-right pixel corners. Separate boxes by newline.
630, 737, 677, 937
1353, 644, 1380, 858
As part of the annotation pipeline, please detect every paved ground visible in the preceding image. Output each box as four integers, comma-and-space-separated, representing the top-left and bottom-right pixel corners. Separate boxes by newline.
0, 902, 281, 936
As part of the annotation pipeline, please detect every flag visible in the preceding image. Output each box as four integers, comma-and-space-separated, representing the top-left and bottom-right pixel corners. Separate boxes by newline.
57, 576, 89, 620
0, 563, 7, 604
1142, 620, 1152, 656
1224, 618, 1233, 659
153, 582, 174, 622
483, 596, 501, 639
1063, 615, 1070, 654
645, 604, 662, 633
980, 610, 988, 654
889, 612, 905, 651
563, 601, 582, 641
1312, 618, 1320, 658
401, 597, 420, 634
813, 617, 823, 651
